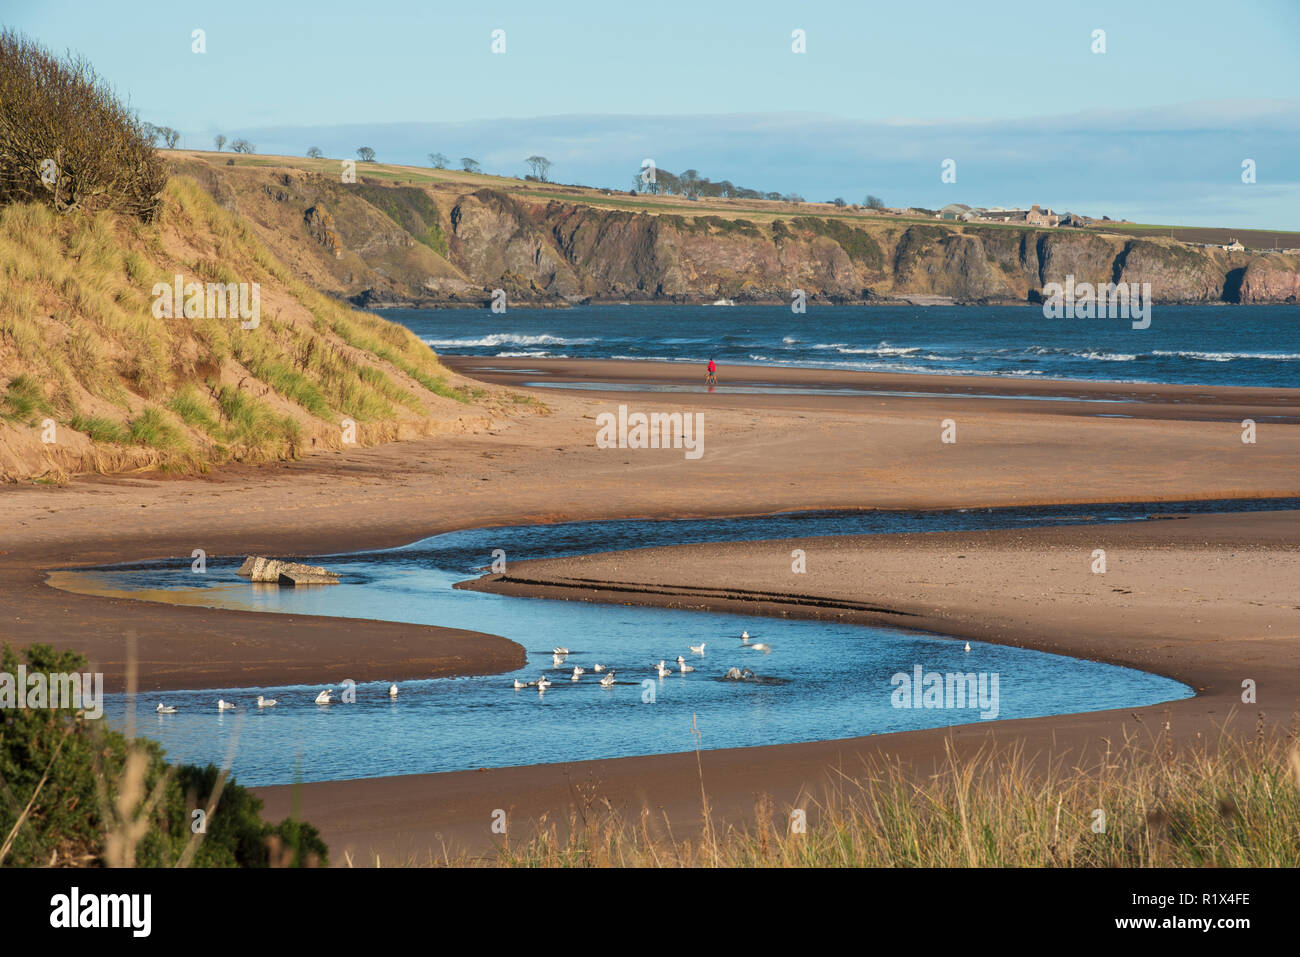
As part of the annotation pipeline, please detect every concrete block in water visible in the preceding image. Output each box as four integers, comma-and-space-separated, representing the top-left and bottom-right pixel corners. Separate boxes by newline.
277, 564, 339, 586
236, 555, 338, 585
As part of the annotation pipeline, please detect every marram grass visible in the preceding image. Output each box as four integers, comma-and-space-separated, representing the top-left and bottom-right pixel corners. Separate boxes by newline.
0, 174, 470, 479
366, 728, 1300, 868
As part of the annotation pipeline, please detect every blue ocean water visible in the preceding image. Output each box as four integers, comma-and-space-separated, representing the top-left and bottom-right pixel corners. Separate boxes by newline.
378, 304, 1300, 388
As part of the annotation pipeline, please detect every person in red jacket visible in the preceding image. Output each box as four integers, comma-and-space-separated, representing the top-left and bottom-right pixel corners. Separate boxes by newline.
706, 358, 717, 384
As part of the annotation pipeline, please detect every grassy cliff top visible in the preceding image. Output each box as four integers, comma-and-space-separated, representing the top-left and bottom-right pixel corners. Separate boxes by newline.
177, 149, 1300, 249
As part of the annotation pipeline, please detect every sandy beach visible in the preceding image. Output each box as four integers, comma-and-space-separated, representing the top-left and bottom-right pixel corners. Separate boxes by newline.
4, 359, 1297, 862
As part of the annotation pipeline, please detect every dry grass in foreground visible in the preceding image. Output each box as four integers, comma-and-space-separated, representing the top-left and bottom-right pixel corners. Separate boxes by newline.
360, 725, 1300, 867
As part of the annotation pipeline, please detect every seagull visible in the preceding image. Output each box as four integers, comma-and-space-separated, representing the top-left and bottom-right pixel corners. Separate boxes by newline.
553, 647, 570, 655
741, 630, 750, 641
256, 695, 277, 708
217, 699, 235, 711
571, 666, 584, 680
751, 643, 771, 654
592, 663, 605, 672
156, 703, 177, 714
724, 667, 743, 680
513, 678, 530, 689
314, 688, 333, 705
600, 671, 616, 686
656, 660, 673, 678
388, 683, 399, 698
537, 675, 552, 690
676, 655, 695, 673
689, 642, 706, 655
964, 642, 971, 653
552, 653, 567, 667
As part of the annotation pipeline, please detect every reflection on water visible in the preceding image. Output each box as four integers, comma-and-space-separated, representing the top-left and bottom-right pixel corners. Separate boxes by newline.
66, 501, 1260, 786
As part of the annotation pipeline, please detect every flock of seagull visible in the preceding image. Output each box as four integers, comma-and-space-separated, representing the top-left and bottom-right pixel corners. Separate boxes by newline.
153, 628, 799, 711
514, 630, 772, 693
155, 682, 401, 715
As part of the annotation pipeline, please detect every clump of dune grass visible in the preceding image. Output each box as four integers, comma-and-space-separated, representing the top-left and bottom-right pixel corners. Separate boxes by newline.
166, 384, 221, 435
393, 726, 1300, 868
69, 413, 129, 444
1, 373, 52, 423
214, 385, 301, 457
126, 406, 188, 451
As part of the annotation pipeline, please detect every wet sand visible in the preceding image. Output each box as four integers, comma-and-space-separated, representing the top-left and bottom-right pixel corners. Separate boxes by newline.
259, 509, 1299, 863
2, 358, 1297, 862
446, 356, 1300, 422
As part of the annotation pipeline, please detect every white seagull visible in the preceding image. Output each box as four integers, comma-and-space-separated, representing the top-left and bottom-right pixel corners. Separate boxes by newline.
600, 671, 616, 686
964, 642, 971, 653
513, 678, 530, 689
676, 655, 695, 673
751, 643, 771, 654
741, 630, 750, 641
156, 702, 177, 714
553, 646, 570, 655
256, 695, 277, 708
592, 663, 605, 672
571, 666, 584, 681
388, 683, 399, 698
689, 642, 706, 655
537, 675, 552, 690
656, 660, 673, 678
314, 688, 333, 705
217, 699, 235, 711
552, 653, 567, 667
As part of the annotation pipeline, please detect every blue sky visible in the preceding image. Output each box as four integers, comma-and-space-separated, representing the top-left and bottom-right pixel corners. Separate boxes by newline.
6, 0, 1299, 227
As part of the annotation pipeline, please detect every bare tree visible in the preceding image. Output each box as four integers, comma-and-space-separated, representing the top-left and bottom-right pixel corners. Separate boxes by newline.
525, 155, 552, 182
356, 146, 376, 163
427, 152, 447, 169
306, 146, 323, 159
161, 127, 180, 149
460, 157, 480, 173
865, 194, 885, 209
213, 134, 227, 152
0, 30, 166, 220
230, 138, 255, 154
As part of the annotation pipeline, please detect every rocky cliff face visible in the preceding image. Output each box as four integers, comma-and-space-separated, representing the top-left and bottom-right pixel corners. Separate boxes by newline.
1238, 257, 1300, 303
443, 192, 1297, 305
180, 159, 1300, 307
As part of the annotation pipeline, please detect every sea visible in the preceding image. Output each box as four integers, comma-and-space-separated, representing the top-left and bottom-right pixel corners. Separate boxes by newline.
379, 303, 1300, 388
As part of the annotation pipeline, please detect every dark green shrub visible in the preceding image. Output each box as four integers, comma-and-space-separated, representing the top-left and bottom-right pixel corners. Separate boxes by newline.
0, 643, 327, 867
